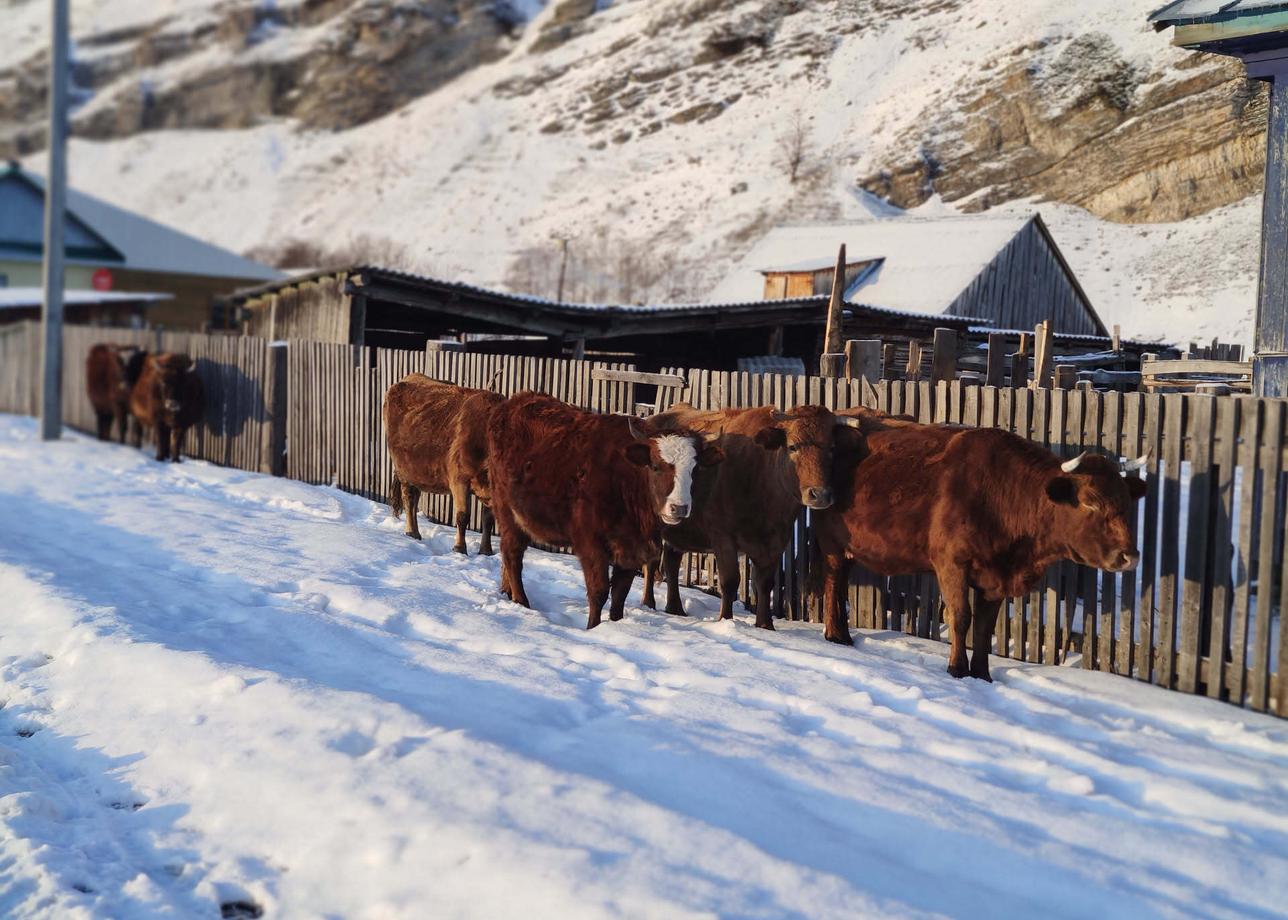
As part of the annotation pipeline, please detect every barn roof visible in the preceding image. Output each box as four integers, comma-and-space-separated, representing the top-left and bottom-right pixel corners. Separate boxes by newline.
232, 265, 986, 341
0, 163, 283, 282
708, 214, 1036, 314
1151, 1, 1288, 24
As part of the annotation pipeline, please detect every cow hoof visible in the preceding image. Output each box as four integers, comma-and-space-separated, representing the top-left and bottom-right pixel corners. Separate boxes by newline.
969, 669, 994, 683
405, 532, 422, 541
479, 547, 495, 557
946, 663, 969, 679
452, 544, 467, 555
755, 620, 776, 632
825, 631, 853, 646
665, 607, 687, 618
586, 619, 601, 630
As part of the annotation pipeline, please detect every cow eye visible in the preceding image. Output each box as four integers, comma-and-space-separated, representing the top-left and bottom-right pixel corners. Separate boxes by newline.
787, 444, 800, 453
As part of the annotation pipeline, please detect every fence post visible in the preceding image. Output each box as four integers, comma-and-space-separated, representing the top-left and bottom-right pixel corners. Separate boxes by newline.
1033, 320, 1054, 388
1054, 364, 1077, 389
906, 339, 923, 380
985, 332, 1006, 388
882, 343, 898, 380
261, 342, 289, 477
845, 339, 882, 385
820, 353, 846, 378
931, 327, 957, 383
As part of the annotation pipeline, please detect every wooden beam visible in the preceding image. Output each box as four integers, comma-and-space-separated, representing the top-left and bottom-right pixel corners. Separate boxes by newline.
845, 339, 882, 384
820, 353, 846, 379
930, 328, 957, 383
591, 368, 687, 388
985, 332, 1006, 387
823, 244, 847, 356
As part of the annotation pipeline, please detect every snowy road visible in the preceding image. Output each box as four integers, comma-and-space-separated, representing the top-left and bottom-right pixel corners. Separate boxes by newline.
0, 415, 1285, 919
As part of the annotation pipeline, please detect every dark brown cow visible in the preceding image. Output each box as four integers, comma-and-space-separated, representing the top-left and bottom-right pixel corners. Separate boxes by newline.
641, 404, 862, 629
86, 344, 146, 442
129, 353, 204, 462
382, 373, 503, 554
813, 423, 1147, 681
486, 392, 724, 629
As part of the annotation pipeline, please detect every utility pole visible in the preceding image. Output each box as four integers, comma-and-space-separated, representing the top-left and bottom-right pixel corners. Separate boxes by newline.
555, 237, 570, 303
40, 0, 70, 441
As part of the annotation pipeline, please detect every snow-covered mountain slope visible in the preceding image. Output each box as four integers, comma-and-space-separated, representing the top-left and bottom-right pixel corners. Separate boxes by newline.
1, 414, 1287, 918
6, 0, 1268, 344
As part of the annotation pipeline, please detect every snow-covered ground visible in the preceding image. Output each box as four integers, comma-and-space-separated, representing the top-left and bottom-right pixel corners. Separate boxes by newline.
1, 413, 1286, 919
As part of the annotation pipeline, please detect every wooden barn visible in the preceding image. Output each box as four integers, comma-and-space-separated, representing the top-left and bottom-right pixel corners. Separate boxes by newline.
228, 266, 982, 373
710, 213, 1108, 337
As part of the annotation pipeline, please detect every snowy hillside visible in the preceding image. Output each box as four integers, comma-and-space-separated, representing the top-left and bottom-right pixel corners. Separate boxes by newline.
7, 0, 1268, 344
1, 414, 1287, 918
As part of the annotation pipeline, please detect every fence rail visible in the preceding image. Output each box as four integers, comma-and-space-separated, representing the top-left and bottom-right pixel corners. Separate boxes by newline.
0, 321, 1283, 716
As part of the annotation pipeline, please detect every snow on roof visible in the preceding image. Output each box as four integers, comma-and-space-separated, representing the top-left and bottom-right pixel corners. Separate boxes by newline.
3, 164, 284, 282
1150, 0, 1288, 25
758, 257, 874, 274
0, 287, 172, 311
708, 214, 1033, 316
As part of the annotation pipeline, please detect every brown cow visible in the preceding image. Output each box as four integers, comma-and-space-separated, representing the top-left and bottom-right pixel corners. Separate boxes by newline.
86, 344, 146, 442
486, 391, 724, 629
641, 404, 863, 629
129, 352, 204, 462
382, 373, 503, 554
813, 423, 1147, 681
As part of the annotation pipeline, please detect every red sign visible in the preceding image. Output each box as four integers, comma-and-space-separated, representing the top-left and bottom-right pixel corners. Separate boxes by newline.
92, 268, 113, 291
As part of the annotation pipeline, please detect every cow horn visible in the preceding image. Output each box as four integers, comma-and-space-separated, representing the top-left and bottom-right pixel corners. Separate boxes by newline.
836, 416, 864, 429
771, 409, 792, 422
627, 416, 650, 442
1061, 451, 1089, 473
1121, 451, 1150, 473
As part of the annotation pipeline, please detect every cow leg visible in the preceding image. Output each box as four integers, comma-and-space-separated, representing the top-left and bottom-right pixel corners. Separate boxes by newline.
131, 419, 143, 449
116, 411, 129, 444
752, 559, 776, 631
664, 546, 689, 618
170, 427, 184, 462
155, 422, 170, 462
95, 412, 111, 441
449, 481, 470, 554
579, 547, 611, 630
402, 483, 422, 540
608, 564, 634, 622
970, 596, 1003, 683
641, 559, 657, 609
495, 506, 531, 608
711, 544, 739, 621
937, 565, 972, 679
479, 507, 496, 556
822, 553, 854, 646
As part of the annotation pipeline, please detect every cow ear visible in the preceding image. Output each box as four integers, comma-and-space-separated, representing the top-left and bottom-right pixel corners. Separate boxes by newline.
625, 443, 652, 467
1045, 476, 1078, 506
755, 427, 786, 450
698, 444, 725, 467
1125, 476, 1147, 500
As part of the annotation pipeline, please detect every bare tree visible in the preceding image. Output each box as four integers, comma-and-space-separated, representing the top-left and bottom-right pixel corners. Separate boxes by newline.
777, 111, 810, 184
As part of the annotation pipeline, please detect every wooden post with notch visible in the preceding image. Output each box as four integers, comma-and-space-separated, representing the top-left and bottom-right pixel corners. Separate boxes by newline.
905, 339, 923, 380
845, 339, 882, 385
882, 343, 898, 380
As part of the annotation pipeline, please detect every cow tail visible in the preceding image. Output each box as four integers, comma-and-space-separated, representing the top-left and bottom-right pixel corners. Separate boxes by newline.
389, 471, 404, 520
805, 536, 824, 599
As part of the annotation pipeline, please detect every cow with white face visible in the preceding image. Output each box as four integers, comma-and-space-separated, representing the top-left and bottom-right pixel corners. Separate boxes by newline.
486, 392, 724, 629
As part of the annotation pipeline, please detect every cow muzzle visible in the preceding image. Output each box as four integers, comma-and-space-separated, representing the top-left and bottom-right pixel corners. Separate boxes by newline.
164, 399, 181, 413
802, 486, 833, 510
661, 503, 690, 525
1104, 550, 1140, 573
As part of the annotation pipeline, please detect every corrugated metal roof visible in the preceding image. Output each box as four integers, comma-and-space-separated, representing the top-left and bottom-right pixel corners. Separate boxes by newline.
0, 287, 171, 311
2, 164, 283, 282
1150, 1, 1288, 25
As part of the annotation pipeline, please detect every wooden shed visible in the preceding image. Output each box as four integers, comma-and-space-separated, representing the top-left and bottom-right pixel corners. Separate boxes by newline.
713, 212, 1108, 337
229, 266, 980, 374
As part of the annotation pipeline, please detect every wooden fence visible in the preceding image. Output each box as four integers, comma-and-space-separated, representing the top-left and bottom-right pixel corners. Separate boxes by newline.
0, 321, 1284, 717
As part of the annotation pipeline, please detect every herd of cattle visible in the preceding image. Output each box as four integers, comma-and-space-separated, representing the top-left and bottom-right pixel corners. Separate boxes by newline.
83, 343, 1149, 681
384, 372, 1148, 682
86, 343, 204, 462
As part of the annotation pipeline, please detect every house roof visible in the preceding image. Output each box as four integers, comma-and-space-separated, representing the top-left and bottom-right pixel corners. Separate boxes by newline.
758, 257, 875, 274
709, 214, 1035, 315
0, 287, 171, 311
0, 163, 284, 283
1150, 1, 1288, 50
